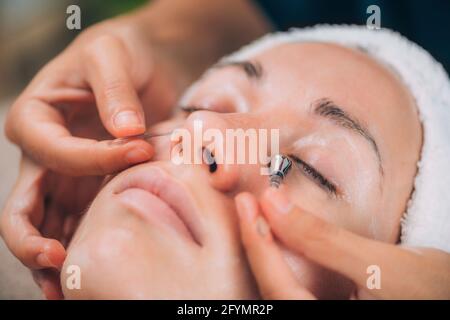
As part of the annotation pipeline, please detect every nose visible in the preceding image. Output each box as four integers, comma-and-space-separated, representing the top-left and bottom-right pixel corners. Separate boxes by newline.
174, 110, 267, 193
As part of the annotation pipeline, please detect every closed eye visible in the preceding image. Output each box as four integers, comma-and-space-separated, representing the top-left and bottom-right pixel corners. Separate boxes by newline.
288, 154, 338, 196
180, 105, 206, 113
179, 105, 226, 116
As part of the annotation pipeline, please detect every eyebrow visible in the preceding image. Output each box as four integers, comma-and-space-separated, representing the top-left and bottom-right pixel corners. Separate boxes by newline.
213, 60, 263, 80
313, 98, 384, 175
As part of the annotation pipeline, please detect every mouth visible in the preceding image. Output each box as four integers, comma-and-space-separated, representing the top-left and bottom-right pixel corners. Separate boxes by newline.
113, 165, 203, 246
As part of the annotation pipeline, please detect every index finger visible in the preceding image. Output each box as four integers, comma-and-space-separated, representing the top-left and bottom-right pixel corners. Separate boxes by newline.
260, 187, 450, 299
6, 98, 153, 176
82, 35, 147, 138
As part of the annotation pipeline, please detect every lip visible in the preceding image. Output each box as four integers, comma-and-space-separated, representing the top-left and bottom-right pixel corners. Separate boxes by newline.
114, 165, 203, 246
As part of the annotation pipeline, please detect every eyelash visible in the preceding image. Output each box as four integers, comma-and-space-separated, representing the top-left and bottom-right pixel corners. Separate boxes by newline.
288, 155, 337, 196
180, 105, 206, 113
180, 105, 337, 196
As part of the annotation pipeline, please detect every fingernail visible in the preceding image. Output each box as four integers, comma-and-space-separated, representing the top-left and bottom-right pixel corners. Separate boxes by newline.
264, 188, 292, 214
125, 148, 151, 164
114, 111, 143, 129
256, 216, 270, 237
36, 253, 55, 268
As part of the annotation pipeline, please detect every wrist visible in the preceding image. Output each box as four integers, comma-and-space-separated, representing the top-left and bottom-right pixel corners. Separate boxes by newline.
129, 0, 272, 90
132, 11, 216, 90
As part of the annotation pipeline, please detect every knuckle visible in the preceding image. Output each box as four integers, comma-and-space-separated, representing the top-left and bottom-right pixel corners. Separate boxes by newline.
300, 213, 338, 246
4, 114, 13, 142
0, 203, 18, 238
83, 34, 122, 60
4, 101, 21, 143
4, 120, 13, 142
103, 78, 128, 101
1, 221, 29, 263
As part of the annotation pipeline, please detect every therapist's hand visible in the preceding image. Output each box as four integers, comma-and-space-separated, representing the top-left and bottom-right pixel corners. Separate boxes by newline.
1, 84, 156, 299
0, 156, 105, 299
1, 16, 186, 299
235, 188, 450, 300
1, 17, 167, 298
3, 17, 182, 175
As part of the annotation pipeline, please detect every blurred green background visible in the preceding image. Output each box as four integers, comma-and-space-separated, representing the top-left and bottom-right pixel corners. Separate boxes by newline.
0, 0, 148, 100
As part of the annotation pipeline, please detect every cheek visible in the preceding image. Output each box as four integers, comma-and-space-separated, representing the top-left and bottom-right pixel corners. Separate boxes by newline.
64, 227, 135, 285
63, 220, 197, 299
80, 227, 139, 263
62, 226, 145, 299
368, 190, 403, 243
285, 183, 379, 246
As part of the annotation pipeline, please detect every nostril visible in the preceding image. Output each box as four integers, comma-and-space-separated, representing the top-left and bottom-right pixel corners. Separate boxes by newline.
209, 160, 217, 173
202, 147, 217, 173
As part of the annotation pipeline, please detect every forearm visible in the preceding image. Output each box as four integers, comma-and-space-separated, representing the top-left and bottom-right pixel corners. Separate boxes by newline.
131, 0, 273, 90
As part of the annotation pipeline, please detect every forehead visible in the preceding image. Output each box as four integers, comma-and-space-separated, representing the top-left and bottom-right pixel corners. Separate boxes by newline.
250, 42, 419, 144
252, 42, 409, 104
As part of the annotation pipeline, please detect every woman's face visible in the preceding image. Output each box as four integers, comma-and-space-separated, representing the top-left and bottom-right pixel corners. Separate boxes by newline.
62, 43, 422, 299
